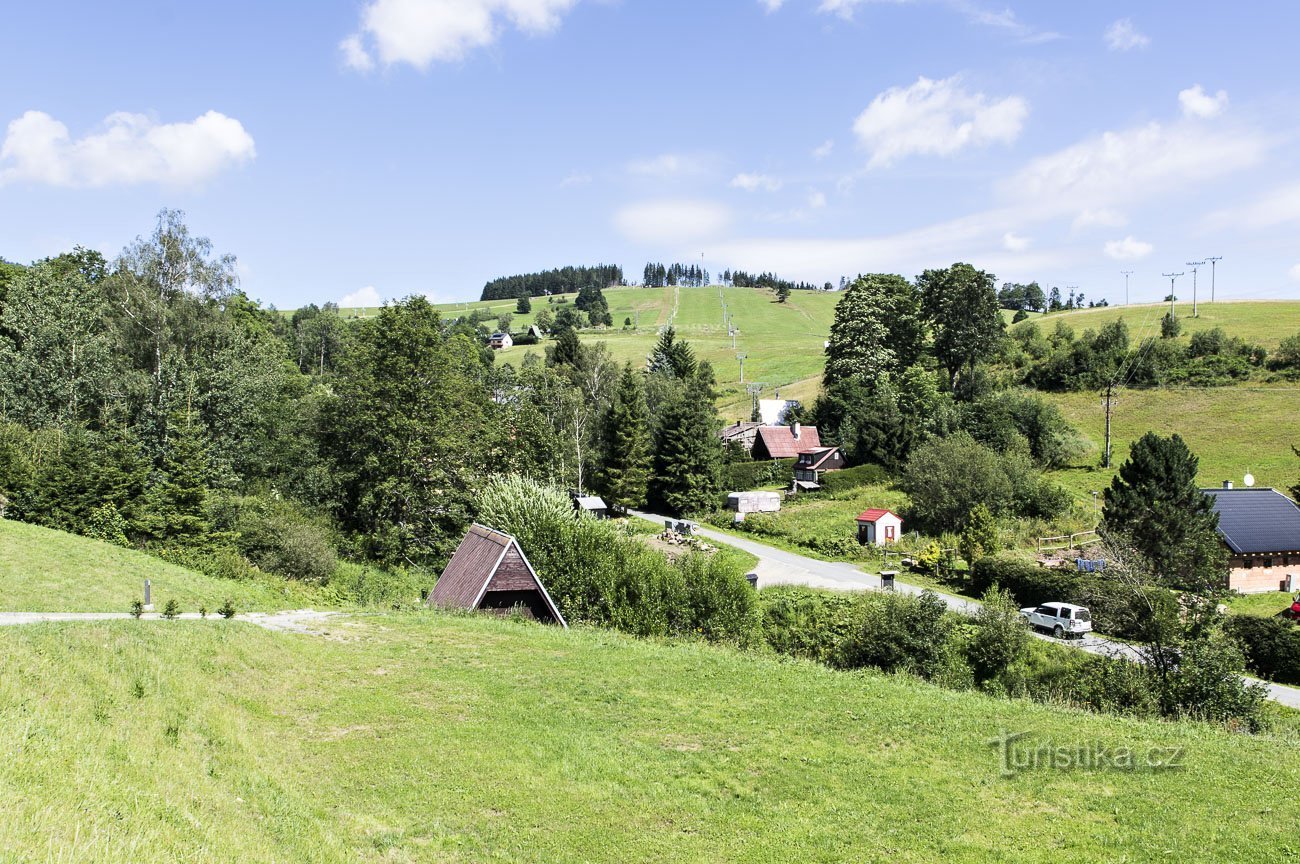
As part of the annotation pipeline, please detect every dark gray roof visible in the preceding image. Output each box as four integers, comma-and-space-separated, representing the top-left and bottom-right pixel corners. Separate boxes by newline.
1202, 488, 1300, 554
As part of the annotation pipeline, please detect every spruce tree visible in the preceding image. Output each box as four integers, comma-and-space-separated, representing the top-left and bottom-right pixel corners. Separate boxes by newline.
146, 412, 213, 546
650, 381, 722, 516
516, 293, 531, 314
594, 364, 652, 510
1102, 432, 1225, 591
648, 326, 696, 379
547, 326, 584, 369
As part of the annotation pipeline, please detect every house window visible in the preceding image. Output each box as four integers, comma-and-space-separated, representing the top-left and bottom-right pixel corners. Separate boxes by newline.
1262, 558, 1273, 568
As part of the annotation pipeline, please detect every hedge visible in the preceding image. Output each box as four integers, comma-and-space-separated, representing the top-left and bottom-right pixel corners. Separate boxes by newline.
1225, 615, 1300, 685
721, 458, 795, 492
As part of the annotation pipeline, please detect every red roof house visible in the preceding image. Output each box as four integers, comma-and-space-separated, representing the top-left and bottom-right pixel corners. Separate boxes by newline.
427, 524, 567, 626
752, 423, 821, 460
855, 509, 903, 546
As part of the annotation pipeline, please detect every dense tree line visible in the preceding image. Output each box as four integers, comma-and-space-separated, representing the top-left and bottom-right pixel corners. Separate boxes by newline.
0, 213, 730, 598
721, 269, 822, 293
480, 265, 624, 301
642, 262, 709, 288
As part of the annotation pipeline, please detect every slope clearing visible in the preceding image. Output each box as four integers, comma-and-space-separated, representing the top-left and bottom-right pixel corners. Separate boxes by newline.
2, 612, 1297, 862
0, 519, 321, 612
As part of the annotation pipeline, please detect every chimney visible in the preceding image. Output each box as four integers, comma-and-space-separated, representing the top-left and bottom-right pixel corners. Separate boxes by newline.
1223, 480, 1233, 489
793, 422, 801, 440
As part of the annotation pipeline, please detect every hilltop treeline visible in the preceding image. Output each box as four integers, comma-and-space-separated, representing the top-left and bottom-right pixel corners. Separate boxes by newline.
480, 264, 624, 301
723, 269, 825, 293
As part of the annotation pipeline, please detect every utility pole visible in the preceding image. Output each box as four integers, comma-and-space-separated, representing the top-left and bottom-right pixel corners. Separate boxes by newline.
1206, 256, 1222, 303
746, 383, 764, 422
1101, 381, 1118, 468
1120, 270, 1133, 306
1162, 272, 1183, 318
1186, 261, 1204, 317
736, 352, 747, 384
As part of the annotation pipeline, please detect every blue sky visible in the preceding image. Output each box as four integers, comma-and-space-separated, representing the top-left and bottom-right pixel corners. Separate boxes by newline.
2, 0, 1299, 309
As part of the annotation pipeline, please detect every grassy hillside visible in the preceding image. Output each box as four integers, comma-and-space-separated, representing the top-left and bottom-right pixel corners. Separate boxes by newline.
1015, 299, 1300, 350
0, 519, 321, 612
2, 612, 1297, 862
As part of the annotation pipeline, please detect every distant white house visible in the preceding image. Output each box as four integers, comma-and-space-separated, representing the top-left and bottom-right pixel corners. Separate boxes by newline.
758, 399, 800, 426
489, 332, 513, 350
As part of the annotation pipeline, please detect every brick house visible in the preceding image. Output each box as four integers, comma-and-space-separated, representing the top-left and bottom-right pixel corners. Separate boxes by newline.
1202, 485, 1300, 594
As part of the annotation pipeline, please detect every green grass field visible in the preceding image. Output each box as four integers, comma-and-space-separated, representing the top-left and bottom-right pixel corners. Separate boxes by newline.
1017, 300, 1300, 350
0, 519, 323, 612
3, 612, 1298, 862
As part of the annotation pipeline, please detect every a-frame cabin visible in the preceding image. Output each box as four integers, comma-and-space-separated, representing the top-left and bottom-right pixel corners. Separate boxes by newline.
427, 524, 568, 627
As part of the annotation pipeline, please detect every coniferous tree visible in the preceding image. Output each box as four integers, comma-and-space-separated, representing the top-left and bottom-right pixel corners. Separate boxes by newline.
1102, 432, 1226, 591
516, 293, 531, 314
594, 364, 652, 510
650, 381, 723, 516
145, 411, 213, 546
548, 327, 584, 369
647, 326, 696, 379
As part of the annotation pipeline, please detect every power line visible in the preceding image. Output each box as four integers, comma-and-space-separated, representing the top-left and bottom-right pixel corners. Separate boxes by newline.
1162, 272, 1184, 319
1120, 270, 1133, 306
1185, 261, 1205, 317
1206, 256, 1223, 303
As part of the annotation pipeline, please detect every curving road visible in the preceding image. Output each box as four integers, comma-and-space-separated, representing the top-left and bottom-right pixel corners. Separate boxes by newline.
632, 509, 1300, 710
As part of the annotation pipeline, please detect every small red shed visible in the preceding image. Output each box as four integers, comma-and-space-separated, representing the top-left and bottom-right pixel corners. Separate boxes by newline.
427, 524, 567, 626
856, 508, 903, 546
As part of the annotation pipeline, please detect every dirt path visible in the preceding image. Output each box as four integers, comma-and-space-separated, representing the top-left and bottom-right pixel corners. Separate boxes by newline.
0, 609, 340, 634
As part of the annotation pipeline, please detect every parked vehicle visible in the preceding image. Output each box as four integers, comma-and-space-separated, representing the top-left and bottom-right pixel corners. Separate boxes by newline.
1019, 602, 1093, 639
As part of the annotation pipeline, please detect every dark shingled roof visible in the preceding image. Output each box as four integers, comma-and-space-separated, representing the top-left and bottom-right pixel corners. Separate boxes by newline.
428, 524, 567, 626
1203, 488, 1300, 555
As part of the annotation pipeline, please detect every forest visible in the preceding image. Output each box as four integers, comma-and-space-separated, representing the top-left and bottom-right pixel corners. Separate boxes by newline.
479, 265, 624, 301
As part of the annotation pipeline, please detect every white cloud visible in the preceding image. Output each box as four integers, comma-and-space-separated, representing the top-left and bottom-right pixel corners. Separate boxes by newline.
730, 172, 782, 192
1290, 264, 1300, 282
1104, 236, 1153, 261
614, 199, 731, 245
1002, 231, 1030, 251
812, 139, 834, 159
559, 171, 591, 187
342, 0, 579, 70
339, 34, 375, 71
1207, 182, 1300, 230
627, 153, 704, 178
759, 0, 786, 11
807, 189, 827, 209
1179, 84, 1229, 119
1104, 18, 1149, 51
340, 286, 383, 307
1003, 119, 1265, 214
1072, 208, 1127, 230
853, 75, 1027, 168
0, 109, 255, 188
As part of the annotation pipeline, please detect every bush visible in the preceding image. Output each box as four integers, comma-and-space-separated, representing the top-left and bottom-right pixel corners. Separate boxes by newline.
1169, 629, 1267, 730
328, 561, 429, 608
218, 598, 237, 619
759, 586, 866, 664
130, 599, 144, 618
162, 598, 180, 619
834, 590, 955, 681
966, 586, 1030, 684
719, 458, 795, 492
1161, 313, 1181, 339
818, 463, 890, 494
210, 495, 337, 582
1226, 615, 1300, 685
85, 503, 131, 547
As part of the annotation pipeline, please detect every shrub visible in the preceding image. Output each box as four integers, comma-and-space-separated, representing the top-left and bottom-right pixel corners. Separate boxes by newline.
720, 458, 794, 492
199, 605, 209, 618
1169, 628, 1267, 730
210, 495, 337, 582
1269, 332, 1300, 371
1225, 615, 1300, 685
1160, 313, 1181, 339
85, 503, 131, 547
834, 590, 954, 680
328, 561, 428, 608
966, 586, 1030, 684
759, 586, 866, 664
818, 463, 890, 494
162, 598, 180, 619
130, 599, 144, 618
218, 598, 237, 619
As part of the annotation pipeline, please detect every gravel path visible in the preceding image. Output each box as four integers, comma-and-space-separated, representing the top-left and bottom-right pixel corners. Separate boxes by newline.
0, 609, 340, 633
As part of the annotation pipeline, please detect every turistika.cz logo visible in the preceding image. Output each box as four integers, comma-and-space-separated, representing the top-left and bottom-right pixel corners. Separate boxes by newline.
988, 730, 1186, 778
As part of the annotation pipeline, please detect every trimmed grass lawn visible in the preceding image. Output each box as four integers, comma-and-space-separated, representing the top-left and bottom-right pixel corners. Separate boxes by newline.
1227, 591, 1295, 618
2, 612, 1299, 862
0, 519, 323, 612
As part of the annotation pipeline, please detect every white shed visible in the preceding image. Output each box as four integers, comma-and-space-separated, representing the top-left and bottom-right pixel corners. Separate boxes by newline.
856, 508, 903, 546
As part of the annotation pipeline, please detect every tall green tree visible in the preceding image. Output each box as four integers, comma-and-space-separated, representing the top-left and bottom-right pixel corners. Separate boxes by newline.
822, 274, 924, 388
650, 381, 722, 516
594, 364, 652, 510
144, 411, 214, 546
647, 326, 696, 379
917, 262, 1004, 392
1102, 432, 1226, 591
326, 297, 494, 566
516, 293, 531, 314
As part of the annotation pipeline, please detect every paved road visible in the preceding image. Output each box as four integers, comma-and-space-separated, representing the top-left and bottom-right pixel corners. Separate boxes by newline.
0, 609, 339, 634
632, 509, 1300, 710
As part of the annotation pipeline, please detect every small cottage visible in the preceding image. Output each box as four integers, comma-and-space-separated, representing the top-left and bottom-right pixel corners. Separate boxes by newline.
793, 446, 845, 490
751, 423, 821, 461
856, 508, 903, 546
1203, 485, 1300, 594
489, 332, 513, 349
719, 421, 763, 454
427, 524, 567, 625
574, 494, 609, 519
527, 323, 545, 340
